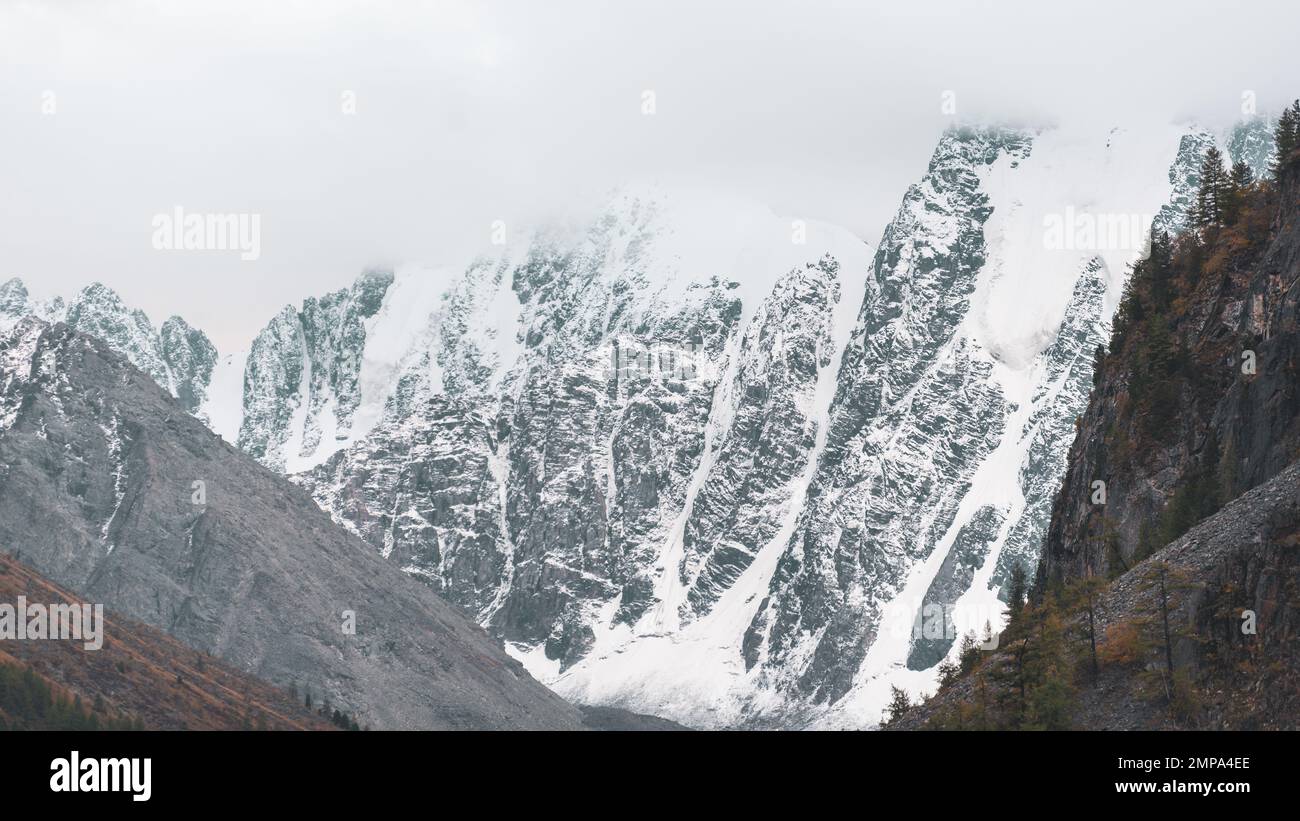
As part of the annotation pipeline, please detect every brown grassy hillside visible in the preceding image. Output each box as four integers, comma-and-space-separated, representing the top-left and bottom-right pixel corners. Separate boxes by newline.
0, 552, 333, 730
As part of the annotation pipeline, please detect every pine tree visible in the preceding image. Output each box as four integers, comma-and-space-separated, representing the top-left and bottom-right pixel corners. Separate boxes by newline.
1146, 232, 1175, 310
992, 599, 1076, 730
1005, 564, 1028, 625
1272, 100, 1300, 182
1225, 161, 1254, 224
996, 632, 1031, 725
957, 631, 981, 674
1135, 519, 1161, 564
1229, 160, 1254, 190
1091, 344, 1107, 386
1066, 574, 1109, 679
936, 658, 960, 689
1194, 146, 1230, 229
884, 686, 912, 726
1134, 560, 1198, 711
1155, 563, 1175, 675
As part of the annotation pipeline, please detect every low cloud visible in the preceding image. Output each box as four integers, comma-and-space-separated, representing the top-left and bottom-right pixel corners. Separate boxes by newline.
1, 0, 1296, 350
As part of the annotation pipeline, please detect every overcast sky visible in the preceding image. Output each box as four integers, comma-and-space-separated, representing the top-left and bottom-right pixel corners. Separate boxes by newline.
3, 0, 1298, 351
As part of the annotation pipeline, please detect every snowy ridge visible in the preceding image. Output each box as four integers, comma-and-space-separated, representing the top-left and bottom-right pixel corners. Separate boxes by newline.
236, 269, 394, 472
4, 115, 1274, 730
0, 318, 47, 433
530, 121, 1195, 728
0, 277, 217, 418
279, 120, 1238, 728
531, 231, 874, 723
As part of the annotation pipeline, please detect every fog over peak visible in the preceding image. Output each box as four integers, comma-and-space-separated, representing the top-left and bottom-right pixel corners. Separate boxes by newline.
2, 0, 1297, 350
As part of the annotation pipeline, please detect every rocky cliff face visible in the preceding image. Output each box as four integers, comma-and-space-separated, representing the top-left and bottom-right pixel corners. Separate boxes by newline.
237, 268, 394, 472
888, 138, 1300, 732
302, 192, 861, 679
0, 318, 585, 730
896, 177, 1300, 727
284, 123, 1196, 728
746, 129, 1035, 711
6, 118, 1272, 729
0, 278, 217, 417
894, 459, 1300, 729
1040, 159, 1300, 589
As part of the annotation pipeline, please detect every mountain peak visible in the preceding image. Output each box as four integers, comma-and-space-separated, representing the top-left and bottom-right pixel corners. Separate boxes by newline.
0, 320, 586, 729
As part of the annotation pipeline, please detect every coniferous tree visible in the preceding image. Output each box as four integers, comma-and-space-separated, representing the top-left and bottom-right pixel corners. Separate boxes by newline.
1225, 161, 1254, 224
1066, 574, 1108, 679
1272, 100, 1300, 182
884, 686, 912, 726
936, 658, 960, 689
1155, 563, 1176, 681
1004, 564, 1028, 634
1091, 344, 1107, 386
1134, 560, 1198, 709
979, 598, 1076, 730
957, 631, 981, 674
1194, 146, 1231, 229
1155, 430, 1224, 547
1146, 232, 1175, 310
1229, 159, 1254, 191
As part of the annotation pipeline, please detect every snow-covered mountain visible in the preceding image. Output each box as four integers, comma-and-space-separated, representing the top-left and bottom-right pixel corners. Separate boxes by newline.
0, 278, 217, 416
223, 268, 394, 472
302, 191, 876, 649
283, 121, 1186, 728
6, 115, 1276, 729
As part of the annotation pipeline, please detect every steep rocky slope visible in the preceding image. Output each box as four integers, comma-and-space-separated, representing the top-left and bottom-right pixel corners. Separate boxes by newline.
893, 460, 1300, 729
0, 278, 217, 417
1041, 145, 1300, 586
895, 136, 1300, 731
301, 194, 873, 678
5, 117, 1275, 729
233, 268, 394, 472
287, 123, 1197, 727
0, 552, 334, 730
143, 120, 1263, 728
0, 318, 584, 730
